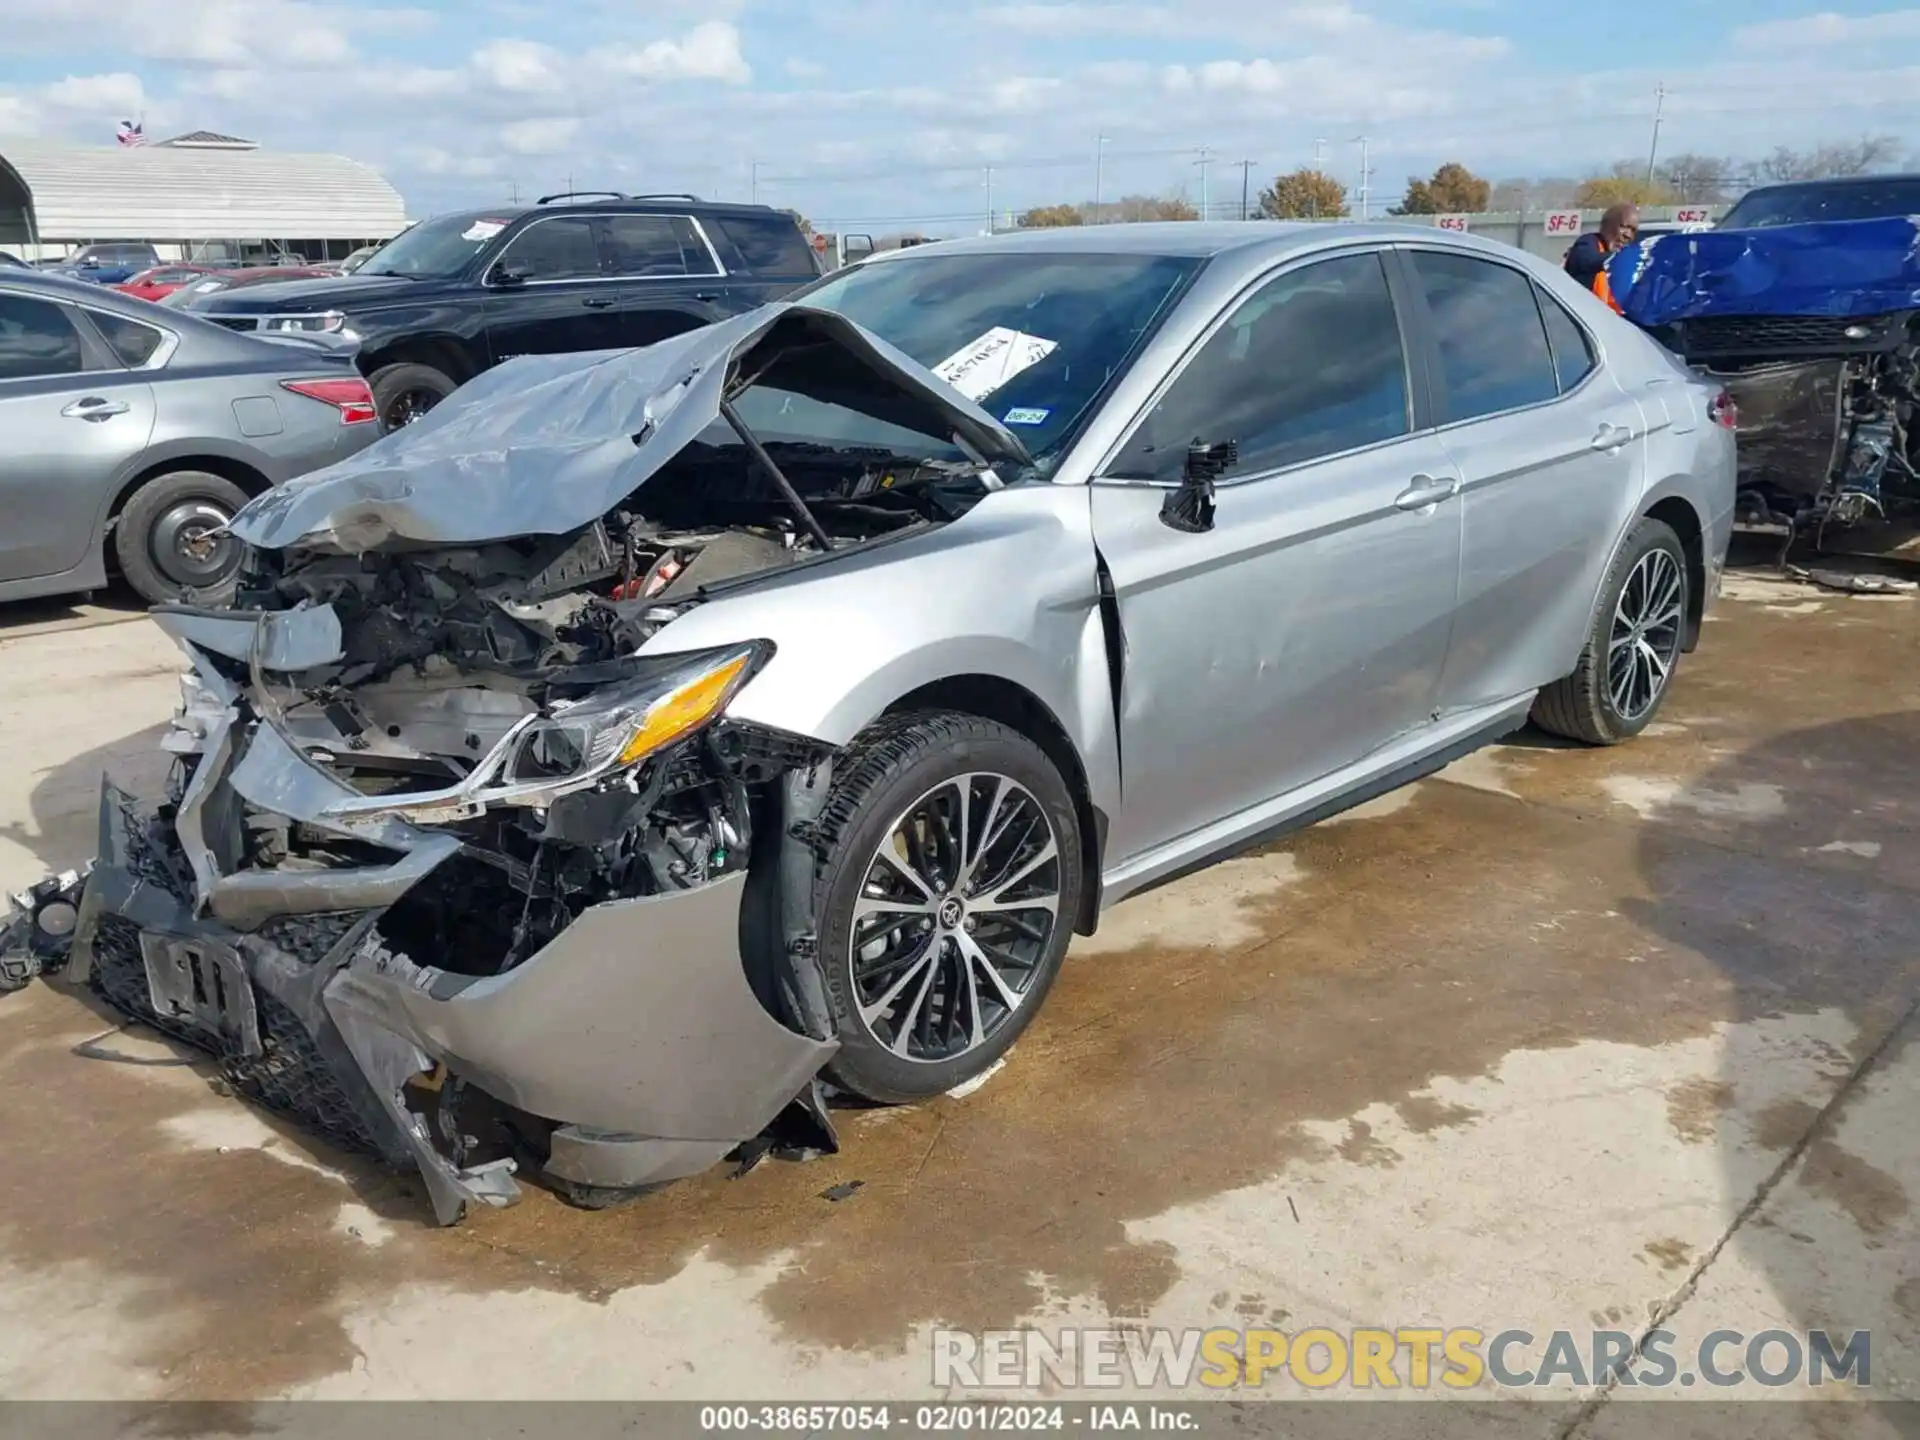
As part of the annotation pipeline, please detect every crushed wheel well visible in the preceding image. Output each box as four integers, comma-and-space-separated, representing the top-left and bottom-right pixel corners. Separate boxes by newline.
885, 675, 1106, 936
359, 336, 480, 385
1645, 496, 1706, 651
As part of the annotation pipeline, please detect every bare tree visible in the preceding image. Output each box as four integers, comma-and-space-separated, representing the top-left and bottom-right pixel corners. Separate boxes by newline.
1656, 154, 1736, 204
1753, 135, 1903, 182
1018, 204, 1084, 229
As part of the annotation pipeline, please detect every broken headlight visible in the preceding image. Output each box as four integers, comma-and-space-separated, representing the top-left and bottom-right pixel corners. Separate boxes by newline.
317, 642, 770, 827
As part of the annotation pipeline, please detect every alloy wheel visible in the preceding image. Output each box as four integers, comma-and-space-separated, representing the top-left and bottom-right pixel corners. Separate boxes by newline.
848, 772, 1062, 1064
1607, 547, 1684, 723
386, 389, 442, 428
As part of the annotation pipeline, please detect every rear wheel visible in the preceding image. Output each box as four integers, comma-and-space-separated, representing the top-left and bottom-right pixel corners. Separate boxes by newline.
811, 712, 1083, 1103
369, 362, 457, 430
1532, 517, 1689, 745
112, 469, 251, 605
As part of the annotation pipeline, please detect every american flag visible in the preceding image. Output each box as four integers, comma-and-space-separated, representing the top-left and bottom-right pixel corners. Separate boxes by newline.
116, 120, 146, 147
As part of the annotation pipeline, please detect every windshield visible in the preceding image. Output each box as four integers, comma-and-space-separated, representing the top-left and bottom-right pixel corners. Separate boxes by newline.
358, 211, 513, 279
1720, 177, 1920, 229
161, 276, 233, 308
727, 250, 1202, 467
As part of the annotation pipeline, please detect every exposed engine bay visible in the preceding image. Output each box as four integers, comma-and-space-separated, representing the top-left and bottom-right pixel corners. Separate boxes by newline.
1675, 316, 1920, 548
0, 301, 1040, 1224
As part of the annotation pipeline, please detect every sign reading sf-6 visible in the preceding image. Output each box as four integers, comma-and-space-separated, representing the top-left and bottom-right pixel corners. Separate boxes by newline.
1543, 210, 1585, 238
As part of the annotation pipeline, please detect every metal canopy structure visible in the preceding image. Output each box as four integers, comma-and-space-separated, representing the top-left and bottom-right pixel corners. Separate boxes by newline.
0, 138, 406, 251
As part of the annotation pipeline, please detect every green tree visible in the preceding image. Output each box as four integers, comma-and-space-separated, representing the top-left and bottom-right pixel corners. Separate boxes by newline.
1392, 162, 1491, 215
1019, 203, 1085, 228
1258, 168, 1349, 220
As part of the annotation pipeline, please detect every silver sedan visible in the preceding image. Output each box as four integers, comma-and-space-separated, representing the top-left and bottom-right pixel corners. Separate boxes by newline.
11, 223, 1734, 1222
0, 269, 383, 605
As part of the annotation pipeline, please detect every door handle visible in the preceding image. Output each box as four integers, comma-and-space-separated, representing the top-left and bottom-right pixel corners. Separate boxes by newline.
1591, 422, 1634, 452
1394, 474, 1460, 511
693, 292, 720, 303
61, 396, 130, 420
581, 296, 616, 309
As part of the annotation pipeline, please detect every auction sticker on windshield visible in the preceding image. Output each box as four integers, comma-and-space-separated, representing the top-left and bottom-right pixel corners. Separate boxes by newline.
463, 220, 508, 242
934, 328, 1058, 402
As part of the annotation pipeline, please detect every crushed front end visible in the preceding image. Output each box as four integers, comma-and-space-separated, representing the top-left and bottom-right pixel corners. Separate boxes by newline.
1612, 218, 1920, 549
33, 539, 845, 1225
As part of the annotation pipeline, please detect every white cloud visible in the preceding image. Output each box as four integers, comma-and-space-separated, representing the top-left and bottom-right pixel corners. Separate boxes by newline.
472, 38, 563, 92
1733, 9, 1920, 50
499, 116, 579, 154
784, 57, 830, 81
596, 20, 750, 83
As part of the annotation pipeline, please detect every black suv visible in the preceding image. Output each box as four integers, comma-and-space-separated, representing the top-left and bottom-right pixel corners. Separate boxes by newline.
184, 194, 822, 429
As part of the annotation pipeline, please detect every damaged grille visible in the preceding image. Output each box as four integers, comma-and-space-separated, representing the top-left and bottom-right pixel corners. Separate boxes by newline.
88, 823, 387, 1157
1681, 313, 1899, 357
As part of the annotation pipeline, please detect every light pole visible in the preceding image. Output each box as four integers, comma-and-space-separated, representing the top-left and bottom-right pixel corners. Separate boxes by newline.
1645, 83, 1667, 185
1195, 146, 1213, 221
1094, 133, 1107, 222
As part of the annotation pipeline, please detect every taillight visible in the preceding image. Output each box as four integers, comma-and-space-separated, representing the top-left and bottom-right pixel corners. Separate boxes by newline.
281, 377, 377, 425
1708, 389, 1738, 430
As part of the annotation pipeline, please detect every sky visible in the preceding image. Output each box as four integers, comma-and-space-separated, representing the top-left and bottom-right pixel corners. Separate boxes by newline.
1, 0, 1919, 234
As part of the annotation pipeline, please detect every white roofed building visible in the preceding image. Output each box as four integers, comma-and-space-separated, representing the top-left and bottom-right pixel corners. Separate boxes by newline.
0, 131, 408, 263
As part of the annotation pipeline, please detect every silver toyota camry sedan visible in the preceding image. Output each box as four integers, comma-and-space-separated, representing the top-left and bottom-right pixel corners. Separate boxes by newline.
5, 223, 1735, 1222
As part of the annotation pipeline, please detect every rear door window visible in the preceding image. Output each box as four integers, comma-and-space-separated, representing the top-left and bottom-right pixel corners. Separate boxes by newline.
0, 294, 86, 379
601, 215, 718, 278
1410, 250, 1560, 423
714, 213, 817, 276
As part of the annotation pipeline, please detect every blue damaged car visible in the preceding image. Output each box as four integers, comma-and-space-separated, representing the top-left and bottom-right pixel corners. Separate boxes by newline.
1608, 173, 1920, 545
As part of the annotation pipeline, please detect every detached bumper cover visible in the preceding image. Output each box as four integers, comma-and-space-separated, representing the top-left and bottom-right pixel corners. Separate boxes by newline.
66, 737, 835, 1224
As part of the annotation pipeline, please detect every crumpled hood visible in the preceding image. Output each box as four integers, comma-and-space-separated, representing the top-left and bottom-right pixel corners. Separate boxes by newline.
228, 302, 1035, 554
1611, 215, 1920, 328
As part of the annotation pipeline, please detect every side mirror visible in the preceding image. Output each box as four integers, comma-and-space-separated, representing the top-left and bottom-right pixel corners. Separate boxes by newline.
1159, 439, 1238, 534
79, 257, 100, 268
842, 234, 875, 263
489, 260, 532, 286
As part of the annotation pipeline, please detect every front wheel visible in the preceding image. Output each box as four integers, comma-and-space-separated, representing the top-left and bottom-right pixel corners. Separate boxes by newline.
369, 362, 457, 430
810, 712, 1084, 1103
1532, 517, 1689, 745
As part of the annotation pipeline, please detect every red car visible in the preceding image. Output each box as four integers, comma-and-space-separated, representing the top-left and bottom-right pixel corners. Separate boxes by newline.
113, 264, 218, 302
157, 265, 340, 308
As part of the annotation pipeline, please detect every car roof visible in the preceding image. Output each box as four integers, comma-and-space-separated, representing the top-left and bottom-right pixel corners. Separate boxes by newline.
863, 220, 1525, 265
426, 198, 800, 228
1737, 172, 1920, 194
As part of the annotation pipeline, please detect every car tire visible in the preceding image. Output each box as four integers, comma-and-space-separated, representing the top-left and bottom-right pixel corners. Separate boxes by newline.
369, 362, 457, 430
112, 469, 252, 606
1532, 516, 1689, 746
809, 711, 1084, 1104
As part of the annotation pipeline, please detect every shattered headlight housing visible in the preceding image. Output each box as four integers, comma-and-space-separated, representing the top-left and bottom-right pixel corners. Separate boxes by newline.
316, 642, 768, 827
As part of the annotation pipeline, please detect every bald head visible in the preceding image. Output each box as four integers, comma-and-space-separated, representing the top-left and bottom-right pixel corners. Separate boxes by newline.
1600, 203, 1640, 245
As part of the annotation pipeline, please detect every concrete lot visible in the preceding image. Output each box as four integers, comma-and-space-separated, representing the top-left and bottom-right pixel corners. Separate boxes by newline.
0, 562, 1913, 1429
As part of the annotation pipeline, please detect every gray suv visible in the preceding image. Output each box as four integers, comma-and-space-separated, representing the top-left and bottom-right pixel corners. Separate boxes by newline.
0, 270, 385, 604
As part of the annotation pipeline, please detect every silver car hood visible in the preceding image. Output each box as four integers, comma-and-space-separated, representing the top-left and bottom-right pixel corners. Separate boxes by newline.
228, 302, 1036, 554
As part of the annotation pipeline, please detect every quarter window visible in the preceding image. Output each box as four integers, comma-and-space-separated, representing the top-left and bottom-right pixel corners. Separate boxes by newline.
496, 216, 603, 281
0, 295, 85, 379
602, 215, 718, 278
89, 310, 166, 368
1409, 250, 1559, 423
1111, 251, 1411, 483
1536, 284, 1597, 393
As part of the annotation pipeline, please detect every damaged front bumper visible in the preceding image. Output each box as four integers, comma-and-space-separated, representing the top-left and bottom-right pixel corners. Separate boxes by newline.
37, 615, 838, 1226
